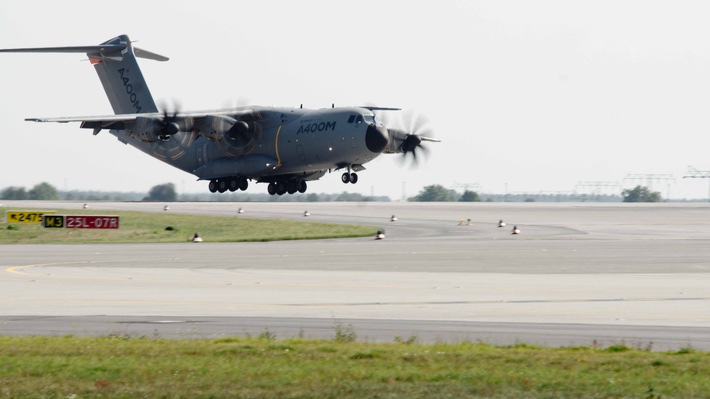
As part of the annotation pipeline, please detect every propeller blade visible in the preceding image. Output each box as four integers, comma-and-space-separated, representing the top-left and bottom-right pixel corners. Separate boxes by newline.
226, 120, 250, 142
156, 101, 192, 141
384, 110, 437, 169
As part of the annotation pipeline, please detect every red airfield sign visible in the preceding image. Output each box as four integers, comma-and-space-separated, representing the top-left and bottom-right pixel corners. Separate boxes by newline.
42, 215, 120, 229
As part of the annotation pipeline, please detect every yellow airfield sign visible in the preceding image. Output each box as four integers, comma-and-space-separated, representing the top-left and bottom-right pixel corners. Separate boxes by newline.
5, 210, 56, 224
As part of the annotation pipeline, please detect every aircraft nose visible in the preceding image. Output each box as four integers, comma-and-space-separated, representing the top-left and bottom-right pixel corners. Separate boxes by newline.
366, 124, 389, 153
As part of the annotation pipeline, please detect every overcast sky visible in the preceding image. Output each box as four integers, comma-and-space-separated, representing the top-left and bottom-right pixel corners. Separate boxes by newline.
2, 1, 710, 200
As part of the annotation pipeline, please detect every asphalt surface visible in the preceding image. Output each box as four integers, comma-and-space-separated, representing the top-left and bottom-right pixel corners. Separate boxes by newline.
2, 201, 710, 350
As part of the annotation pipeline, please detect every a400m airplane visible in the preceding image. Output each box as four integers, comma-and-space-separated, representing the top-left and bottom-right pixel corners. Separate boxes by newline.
0, 34, 439, 195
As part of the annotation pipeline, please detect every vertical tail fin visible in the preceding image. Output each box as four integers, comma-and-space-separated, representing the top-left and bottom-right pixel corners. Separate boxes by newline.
0, 34, 168, 115
90, 35, 164, 114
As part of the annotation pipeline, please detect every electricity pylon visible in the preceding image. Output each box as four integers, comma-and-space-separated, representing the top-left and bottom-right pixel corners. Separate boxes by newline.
683, 166, 710, 202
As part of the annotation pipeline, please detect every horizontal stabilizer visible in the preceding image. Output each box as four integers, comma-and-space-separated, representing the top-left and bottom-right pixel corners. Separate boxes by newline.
0, 44, 168, 62
133, 47, 169, 61
0, 45, 123, 54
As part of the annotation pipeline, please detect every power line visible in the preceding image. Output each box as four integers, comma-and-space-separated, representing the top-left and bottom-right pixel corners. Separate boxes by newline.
574, 181, 622, 196
453, 182, 481, 192
682, 166, 710, 202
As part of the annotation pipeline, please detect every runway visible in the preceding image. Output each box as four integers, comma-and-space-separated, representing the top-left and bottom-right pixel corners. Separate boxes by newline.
2, 201, 710, 350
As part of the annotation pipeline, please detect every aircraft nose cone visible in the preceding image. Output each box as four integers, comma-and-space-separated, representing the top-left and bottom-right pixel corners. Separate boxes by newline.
366, 124, 389, 153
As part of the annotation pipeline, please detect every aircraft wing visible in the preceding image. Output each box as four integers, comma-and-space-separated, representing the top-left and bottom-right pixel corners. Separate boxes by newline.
25, 108, 251, 123
25, 114, 140, 133
26, 114, 143, 123
25, 108, 260, 133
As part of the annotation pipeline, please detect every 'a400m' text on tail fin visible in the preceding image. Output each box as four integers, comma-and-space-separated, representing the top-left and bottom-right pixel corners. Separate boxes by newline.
0, 34, 168, 115
89, 34, 166, 114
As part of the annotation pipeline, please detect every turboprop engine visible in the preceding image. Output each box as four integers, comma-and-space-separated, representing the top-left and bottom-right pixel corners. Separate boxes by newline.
194, 115, 249, 141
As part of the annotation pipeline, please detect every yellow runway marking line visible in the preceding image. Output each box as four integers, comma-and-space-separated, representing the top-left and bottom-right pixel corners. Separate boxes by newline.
3, 262, 87, 275
4, 261, 119, 276
2, 258, 181, 275
5, 266, 27, 275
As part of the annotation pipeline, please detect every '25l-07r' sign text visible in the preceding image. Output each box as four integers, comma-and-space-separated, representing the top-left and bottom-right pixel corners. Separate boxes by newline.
42, 215, 120, 229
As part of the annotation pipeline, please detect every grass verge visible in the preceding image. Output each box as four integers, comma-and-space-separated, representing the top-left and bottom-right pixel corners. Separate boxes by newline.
0, 336, 708, 398
0, 207, 379, 244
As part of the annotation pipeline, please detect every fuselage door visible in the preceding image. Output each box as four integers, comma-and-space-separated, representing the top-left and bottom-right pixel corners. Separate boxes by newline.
296, 144, 306, 161
196, 143, 207, 166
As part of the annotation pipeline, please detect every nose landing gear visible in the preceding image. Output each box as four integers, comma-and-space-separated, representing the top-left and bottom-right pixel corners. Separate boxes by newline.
341, 171, 358, 184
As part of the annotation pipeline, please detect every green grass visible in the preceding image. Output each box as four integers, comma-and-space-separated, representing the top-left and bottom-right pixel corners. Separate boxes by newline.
0, 336, 708, 398
0, 207, 379, 244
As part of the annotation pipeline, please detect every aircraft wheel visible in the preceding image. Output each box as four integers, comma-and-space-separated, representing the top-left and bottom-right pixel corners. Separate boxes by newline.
276, 181, 287, 195
278, 182, 287, 195
228, 178, 239, 192
218, 180, 228, 193
239, 179, 248, 191
287, 181, 297, 194
341, 172, 350, 184
208, 180, 217, 193
350, 173, 358, 184
267, 182, 276, 195
298, 180, 307, 193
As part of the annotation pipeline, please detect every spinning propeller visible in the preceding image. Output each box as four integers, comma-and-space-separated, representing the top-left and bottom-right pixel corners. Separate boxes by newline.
220, 98, 259, 143
382, 110, 439, 168
157, 109, 180, 141
156, 102, 192, 141
226, 119, 250, 143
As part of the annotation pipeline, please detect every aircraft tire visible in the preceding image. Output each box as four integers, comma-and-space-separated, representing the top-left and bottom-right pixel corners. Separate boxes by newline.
341, 172, 350, 184
218, 180, 228, 193
228, 178, 238, 192
350, 173, 358, 184
298, 181, 307, 193
276, 182, 287, 195
287, 181, 297, 194
239, 179, 248, 191
208, 180, 218, 193
267, 182, 276, 195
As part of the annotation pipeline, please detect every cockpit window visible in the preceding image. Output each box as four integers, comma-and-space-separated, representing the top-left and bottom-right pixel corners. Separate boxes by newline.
363, 114, 375, 124
348, 114, 368, 124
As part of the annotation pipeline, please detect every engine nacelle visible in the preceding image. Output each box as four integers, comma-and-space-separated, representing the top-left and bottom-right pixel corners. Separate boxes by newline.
128, 116, 164, 142
383, 128, 408, 154
194, 115, 238, 141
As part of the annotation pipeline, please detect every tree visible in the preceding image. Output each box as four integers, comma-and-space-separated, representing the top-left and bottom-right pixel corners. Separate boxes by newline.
28, 182, 59, 200
409, 185, 458, 202
144, 183, 177, 202
459, 190, 481, 202
621, 185, 661, 203
1, 186, 28, 200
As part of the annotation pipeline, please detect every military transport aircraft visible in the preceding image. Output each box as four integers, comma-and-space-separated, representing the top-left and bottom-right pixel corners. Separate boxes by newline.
0, 34, 438, 195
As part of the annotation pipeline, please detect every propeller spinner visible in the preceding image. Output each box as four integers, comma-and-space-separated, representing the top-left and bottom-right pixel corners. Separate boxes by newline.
382, 111, 439, 167
158, 109, 181, 141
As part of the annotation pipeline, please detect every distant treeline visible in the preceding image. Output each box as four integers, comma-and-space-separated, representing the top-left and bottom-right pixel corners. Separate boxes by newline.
478, 193, 623, 202
2, 182, 703, 202
0, 183, 390, 202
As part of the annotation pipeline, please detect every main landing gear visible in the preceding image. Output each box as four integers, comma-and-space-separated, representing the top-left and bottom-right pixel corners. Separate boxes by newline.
208, 177, 249, 193
267, 180, 307, 196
